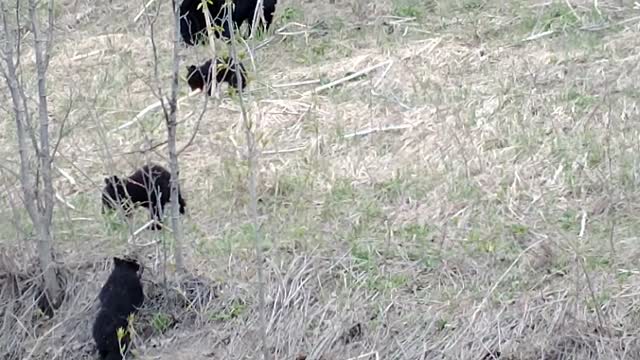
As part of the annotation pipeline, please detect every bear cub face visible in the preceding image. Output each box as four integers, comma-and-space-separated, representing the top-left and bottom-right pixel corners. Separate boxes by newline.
98, 257, 143, 305
186, 56, 248, 95
92, 256, 144, 360
101, 164, 186, 230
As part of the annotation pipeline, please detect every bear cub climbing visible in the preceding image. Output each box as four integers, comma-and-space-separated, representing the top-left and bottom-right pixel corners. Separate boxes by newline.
186, 56, 248, 95
92, 257, 144, 360
102, 164, 186, 230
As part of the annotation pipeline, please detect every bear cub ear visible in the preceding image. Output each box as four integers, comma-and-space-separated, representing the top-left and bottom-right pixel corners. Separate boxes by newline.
113, 256, 141, 272
186, 65, 197, 77
113, 256, 125, 268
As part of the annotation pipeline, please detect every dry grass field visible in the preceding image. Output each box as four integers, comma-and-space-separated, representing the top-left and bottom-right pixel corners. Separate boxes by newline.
3, 0, 640, 359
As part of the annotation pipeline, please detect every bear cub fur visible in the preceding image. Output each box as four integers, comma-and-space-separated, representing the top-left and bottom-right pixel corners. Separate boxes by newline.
186, 56, 247, 95
92, 257, 144, 360
179, 0, 278, 45
102, 163, 186, 230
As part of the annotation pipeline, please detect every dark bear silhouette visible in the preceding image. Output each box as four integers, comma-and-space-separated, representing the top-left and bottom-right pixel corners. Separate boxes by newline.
186, 56, 247, 95
179, 0, 278, 45
102, 164, 186, 230
92, 257, 144, 360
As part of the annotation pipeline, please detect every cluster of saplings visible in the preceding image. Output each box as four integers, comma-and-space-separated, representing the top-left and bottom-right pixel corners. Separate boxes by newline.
93, 1, 277, 359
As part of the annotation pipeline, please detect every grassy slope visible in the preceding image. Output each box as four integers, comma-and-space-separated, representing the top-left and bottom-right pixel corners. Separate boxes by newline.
2, 0, 640, 359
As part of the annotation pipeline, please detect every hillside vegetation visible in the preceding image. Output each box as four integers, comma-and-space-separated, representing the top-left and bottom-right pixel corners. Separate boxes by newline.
2, 0, 640, 359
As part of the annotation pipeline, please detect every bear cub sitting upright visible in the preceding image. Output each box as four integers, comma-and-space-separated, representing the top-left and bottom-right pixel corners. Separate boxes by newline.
92, 256, 144, 360
102, 163, 186, 230
186, 56, 248, 95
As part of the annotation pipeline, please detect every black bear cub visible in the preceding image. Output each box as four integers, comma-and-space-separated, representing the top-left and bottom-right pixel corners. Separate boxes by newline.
92, 257, 144, 360
186, 56, 247, 95
102, 163, 186, 230
179, 0, 278, 45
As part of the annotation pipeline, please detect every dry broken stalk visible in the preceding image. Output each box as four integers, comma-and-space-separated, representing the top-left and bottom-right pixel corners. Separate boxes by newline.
0, 0, 63, 308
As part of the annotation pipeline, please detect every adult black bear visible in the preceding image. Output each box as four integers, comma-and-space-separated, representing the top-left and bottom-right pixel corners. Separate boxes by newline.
179, 0, 278, 45
186, 56, 247, 95
92, 257, 144, 360
102, 164, 186, 230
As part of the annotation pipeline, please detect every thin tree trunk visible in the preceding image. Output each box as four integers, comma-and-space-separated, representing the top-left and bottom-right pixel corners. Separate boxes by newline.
225, 4, 271, 359
167, 0, 184, 272
0, 0, 62, 306
28, 0, 62, 304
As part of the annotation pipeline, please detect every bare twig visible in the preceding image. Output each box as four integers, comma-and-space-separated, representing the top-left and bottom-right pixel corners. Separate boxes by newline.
345, 351, 380, 360
122, 140, 169, 155
133, 0, 157, 23
50, 88, 74, 162
343, 124, 413, 139
262, 146, 307, 155
127, 220, 159, 246
303, 60, 392, 96
521, 30, 555, 42
177, 109, 205, 155
272, 79, 321, 88
400, 37, 442, 61
54, 165, 76, 185
54, 193, 75, 210
563, 0, 580, 21
112, 90, 200, 132
70, 49, 104, 62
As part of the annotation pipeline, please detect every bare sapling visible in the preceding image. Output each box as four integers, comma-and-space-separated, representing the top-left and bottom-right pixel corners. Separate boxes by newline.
0, 0, 63, 311
165, 0, 185, 272
144, 0, 185, 272
224, 1, 271, 359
